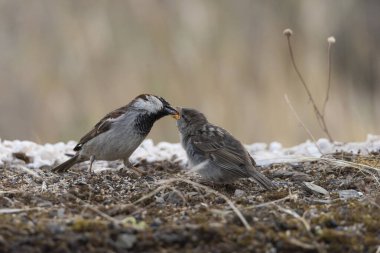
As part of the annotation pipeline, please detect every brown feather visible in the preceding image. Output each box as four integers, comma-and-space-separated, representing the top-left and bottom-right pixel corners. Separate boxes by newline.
74, 104, 132, 151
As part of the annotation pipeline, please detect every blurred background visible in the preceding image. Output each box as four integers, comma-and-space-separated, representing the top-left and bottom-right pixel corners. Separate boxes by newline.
1, 0, 380, 146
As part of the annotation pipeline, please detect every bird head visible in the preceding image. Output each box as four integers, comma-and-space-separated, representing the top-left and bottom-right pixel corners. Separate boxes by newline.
132, 94, 179, 119
176, 107, 208, 134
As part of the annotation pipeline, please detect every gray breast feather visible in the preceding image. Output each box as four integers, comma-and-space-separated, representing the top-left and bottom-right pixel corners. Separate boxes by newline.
79, 111, 145, 160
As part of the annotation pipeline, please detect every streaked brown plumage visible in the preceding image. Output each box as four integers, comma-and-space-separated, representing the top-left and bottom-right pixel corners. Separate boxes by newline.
176, 108, 276, 190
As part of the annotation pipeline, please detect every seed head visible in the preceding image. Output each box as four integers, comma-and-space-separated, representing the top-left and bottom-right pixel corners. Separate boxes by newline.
283, 28, 293, 37
327, 36, 336, 44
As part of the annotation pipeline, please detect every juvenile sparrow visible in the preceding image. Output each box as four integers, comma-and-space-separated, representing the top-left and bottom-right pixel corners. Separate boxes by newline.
176, 108, 276, 190
52, 94, 179, 173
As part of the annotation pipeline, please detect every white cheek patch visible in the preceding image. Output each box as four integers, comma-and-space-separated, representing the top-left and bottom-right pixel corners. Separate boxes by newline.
134, 96, 163, 113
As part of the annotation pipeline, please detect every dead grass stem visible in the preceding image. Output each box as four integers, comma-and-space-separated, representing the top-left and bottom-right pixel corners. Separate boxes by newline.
284, 29, 334, 142
284, 94, 323, 154
140, 178, 253, 230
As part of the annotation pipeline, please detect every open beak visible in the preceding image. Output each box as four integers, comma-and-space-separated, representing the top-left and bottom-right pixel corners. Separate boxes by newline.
164, 105, 181, 120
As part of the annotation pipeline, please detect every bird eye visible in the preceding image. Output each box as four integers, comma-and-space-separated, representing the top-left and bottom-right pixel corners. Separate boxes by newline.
181, 115, 188, 121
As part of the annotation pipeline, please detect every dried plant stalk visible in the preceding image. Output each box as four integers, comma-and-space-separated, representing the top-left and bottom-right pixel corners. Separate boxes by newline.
283, 29, 334, 142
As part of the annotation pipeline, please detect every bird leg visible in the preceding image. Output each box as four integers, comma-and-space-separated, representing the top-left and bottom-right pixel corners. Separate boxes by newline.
88, 155, 95, 175
123, 159, 145, 176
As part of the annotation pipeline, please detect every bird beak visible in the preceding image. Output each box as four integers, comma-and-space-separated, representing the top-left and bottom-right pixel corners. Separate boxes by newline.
164, 105, 181, 120
173, 106, 181, 120
172, 113, 181, 120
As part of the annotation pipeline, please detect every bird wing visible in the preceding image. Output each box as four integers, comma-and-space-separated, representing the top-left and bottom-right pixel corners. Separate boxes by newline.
249, 154, 257, 166
73, 105, 129, 151
190, 126, 250, 177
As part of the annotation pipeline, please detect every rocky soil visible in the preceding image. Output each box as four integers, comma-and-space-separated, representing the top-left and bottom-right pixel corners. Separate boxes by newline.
0, 152, 379, 253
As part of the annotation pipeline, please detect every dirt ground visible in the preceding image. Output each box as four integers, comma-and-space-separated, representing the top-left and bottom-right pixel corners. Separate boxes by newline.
0, 152, 379, 253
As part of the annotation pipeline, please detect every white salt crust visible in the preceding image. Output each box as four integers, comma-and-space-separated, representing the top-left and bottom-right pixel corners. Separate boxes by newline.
1, 135, 380, 169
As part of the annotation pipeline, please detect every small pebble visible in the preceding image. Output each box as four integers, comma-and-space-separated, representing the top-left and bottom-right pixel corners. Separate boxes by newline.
115, 233, 136, 249
338, 189, 363, 200
164, 191, 184, 205
234, 189, 246, 197
155, 196, 165, 204
57, 208, 65, 218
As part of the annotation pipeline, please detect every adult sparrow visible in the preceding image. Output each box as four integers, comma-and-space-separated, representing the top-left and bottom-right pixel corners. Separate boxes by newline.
52, 94, 179, 173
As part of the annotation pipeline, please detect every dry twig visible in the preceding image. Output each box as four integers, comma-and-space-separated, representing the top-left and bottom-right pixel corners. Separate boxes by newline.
283, 28, 334, 142
142, 178, 253, 230
287, 237, 316, 250
246, 189, 297, 209
13, 165, 42, 179
274, 204, 310, 231
284, 94, 323, 154
297, 156, 380, 186
67, 193, 121, 224
323, 37, 336, 114
0, 207, 42, 214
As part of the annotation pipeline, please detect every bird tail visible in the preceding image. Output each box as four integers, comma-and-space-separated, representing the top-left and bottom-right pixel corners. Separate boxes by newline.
52, 155, 80, 173
249, 169, 276, 190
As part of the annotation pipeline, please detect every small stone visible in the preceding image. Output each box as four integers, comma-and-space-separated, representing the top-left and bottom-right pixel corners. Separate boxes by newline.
57, 208, 65, 218
0, 235, 6, 246
199, 203, 208, 211
37, 201, 53, 207
152, 218, 162, 226
234, 189, 246, 198
47, 223, 65, 234
155, 196, 165, 204
214, 197, 226, 204
303, 182, 329, 196
164, 191, 184, 205
143, 175, 155, 182
187, 192, 198, 197
339, 189, 363, 200
12, 152, 32, 164
115, 233, 136, 249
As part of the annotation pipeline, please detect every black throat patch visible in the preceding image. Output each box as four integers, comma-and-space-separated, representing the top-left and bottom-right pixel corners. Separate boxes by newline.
134, 111, 167, 136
